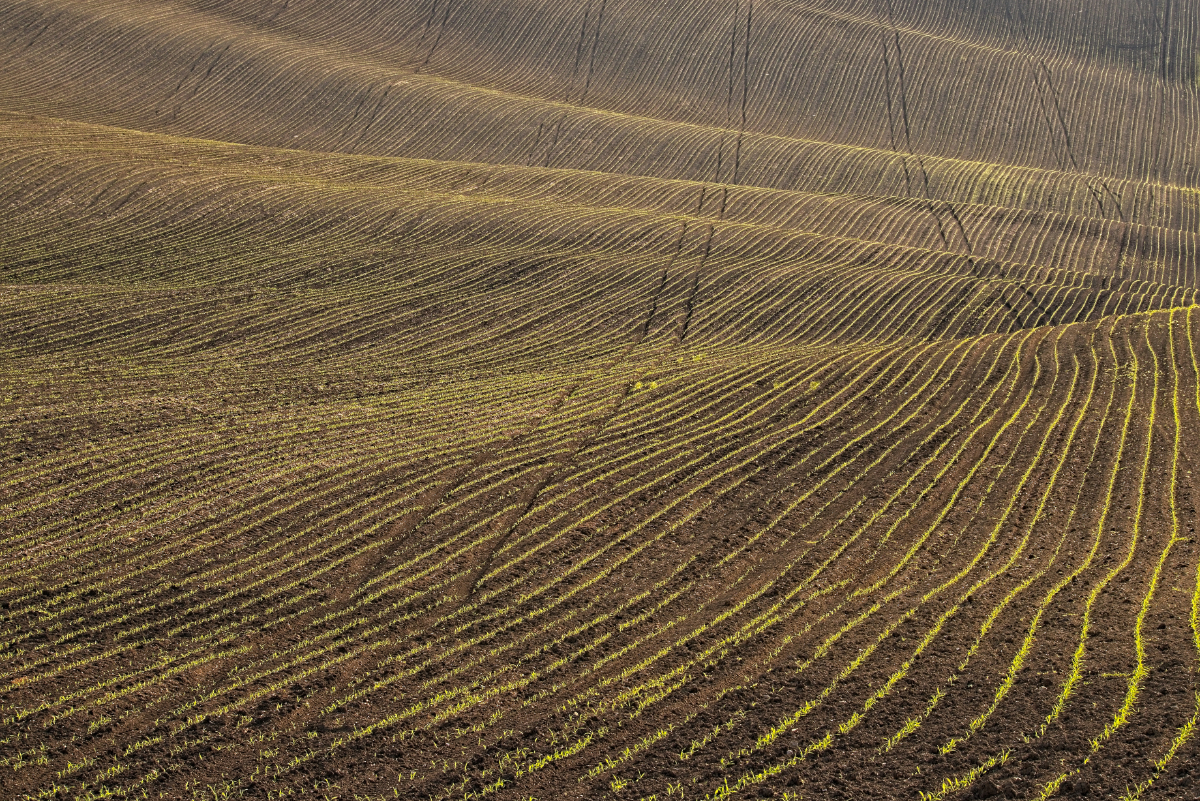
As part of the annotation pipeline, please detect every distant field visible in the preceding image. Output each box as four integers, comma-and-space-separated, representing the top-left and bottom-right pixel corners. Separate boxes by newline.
2, 1, 1200, 800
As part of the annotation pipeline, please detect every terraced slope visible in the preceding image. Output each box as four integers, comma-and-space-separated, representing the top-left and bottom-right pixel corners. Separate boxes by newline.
2, 1, 1200, 800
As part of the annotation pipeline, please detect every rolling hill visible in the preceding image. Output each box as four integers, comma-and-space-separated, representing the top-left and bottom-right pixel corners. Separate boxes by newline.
2, 1, 1200, 799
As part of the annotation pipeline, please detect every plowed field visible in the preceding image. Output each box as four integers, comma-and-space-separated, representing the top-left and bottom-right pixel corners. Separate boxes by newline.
2, 1, 1200, 800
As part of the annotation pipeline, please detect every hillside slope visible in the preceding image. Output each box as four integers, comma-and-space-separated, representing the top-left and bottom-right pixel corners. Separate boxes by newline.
2, 2, 1200, 800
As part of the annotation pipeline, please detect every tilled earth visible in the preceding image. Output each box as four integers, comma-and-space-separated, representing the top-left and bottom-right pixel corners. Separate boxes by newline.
2, 1, 1200, 800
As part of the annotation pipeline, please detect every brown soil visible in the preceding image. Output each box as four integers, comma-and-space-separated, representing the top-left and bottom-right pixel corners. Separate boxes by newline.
2, 2, 1200, 800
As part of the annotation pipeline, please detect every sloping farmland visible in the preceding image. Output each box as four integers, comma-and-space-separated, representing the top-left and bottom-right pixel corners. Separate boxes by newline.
2, 1, 1200, 799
